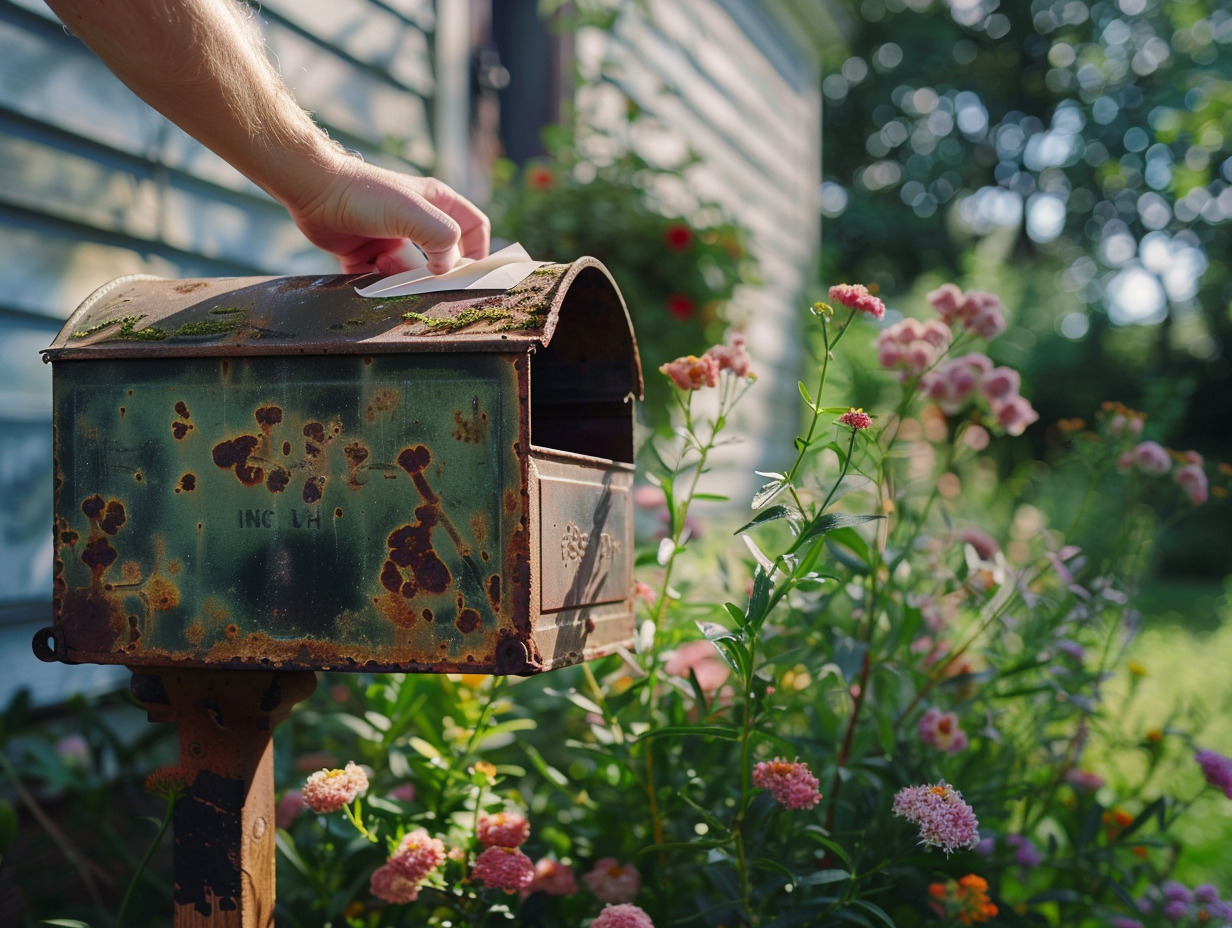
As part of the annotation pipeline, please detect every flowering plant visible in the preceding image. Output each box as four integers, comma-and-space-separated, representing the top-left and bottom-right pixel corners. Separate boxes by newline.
250, 279, 1231, 927
17, 279, 1230, 926
487, 125, 758, 420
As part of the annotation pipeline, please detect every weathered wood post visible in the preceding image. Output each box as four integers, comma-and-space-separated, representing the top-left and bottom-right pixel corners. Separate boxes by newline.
131, 669, 316, 927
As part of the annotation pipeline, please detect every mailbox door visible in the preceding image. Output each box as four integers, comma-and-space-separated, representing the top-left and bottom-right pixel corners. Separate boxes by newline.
52, 354, 528, 672
528, 450, 634, 669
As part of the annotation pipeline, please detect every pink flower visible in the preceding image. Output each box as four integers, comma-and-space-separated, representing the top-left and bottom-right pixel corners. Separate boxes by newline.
478, 811, 531, 848
927, 283, 964, 321
874, 319, 951, 377
1064, 769, 1105, 791
1131, 441, 1171, 476
752, 758, 822, 810
473, 846, 535, 893
960, 291, 1007, 339
275, 790, 305, 829
370, 863, 422, 904
829, 283, 886, 319
918, 707, 969, 754
992, 395, 1039, 436
1195, 748, 1232, 799
664, 639, 730, 694
522, 857, 578, 897
659, 354, 719, 391
892, 782, 980, 854
582, 858, 641, 904
957, 527, 999, 562
302, 761, 369, 814
390, 783, 417, 803
705, 333, 754, 378
592, 903, 656, 928
632, 484, 667, 510
980, 366, 1020, 402
837, 408, 873, 430
634, 581, 658, 605
1174, 463, 1208, 504
388, 829, 447, 883
55, 734, 90, 768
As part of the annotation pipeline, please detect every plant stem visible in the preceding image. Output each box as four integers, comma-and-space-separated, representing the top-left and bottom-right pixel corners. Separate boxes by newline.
116, 796, 175, 928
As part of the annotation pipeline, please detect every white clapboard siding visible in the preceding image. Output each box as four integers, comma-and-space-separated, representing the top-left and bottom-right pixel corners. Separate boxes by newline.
575, 0, 826, 496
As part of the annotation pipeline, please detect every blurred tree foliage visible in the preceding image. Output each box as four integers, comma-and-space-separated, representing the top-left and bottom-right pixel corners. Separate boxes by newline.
821, 0, 1231, 575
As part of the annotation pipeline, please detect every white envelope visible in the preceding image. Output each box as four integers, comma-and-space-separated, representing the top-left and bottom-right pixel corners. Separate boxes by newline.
354, 243, 549, 298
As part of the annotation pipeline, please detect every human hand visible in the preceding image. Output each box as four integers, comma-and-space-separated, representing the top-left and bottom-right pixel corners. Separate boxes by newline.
284, 158, 490, 276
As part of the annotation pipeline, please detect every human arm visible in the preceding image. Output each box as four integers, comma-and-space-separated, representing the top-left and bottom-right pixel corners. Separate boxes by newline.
44, 0, 489, 274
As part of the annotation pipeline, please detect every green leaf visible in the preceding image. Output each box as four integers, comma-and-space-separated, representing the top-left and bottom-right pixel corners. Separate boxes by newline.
39, 921, 94, 928
723, 602, 746, 626
275, 831, 313, 878
521, 743, 572, 790
752, 478, 788, 510
637, 725, 740, 743
851, 899, 897, 928
406, 736, 441, 760
798, 380, 815, 409
692, 492, 730, 502
697, 620, 736, 641
733, 504, 799, 535
800, 512, 884, 543
796, 869, 851, 887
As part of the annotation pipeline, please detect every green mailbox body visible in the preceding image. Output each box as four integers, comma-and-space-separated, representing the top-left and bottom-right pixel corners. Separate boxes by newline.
38, 258, 642, 675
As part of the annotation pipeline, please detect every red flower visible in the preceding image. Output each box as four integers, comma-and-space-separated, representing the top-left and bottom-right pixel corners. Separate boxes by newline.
527, 166, 555, 190
664, 223, 693, 251
666, 295, 694, 320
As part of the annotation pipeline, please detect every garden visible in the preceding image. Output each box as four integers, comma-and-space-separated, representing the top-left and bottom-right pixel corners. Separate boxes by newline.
3, 1, 1232, 926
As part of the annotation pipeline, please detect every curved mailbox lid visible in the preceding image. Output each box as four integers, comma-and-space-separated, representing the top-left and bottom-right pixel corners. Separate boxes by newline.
44, 257, 643, 397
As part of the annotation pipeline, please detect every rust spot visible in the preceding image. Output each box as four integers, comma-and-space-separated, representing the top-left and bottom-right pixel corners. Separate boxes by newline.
303, 422, 326, 457
82, 537, 118, 576
397, 445, 431, 474
255, 405, 283, 433
362, 356, 373, 365
266, 466, 291, 494
185, 621, 205, 645
379, 560, 402, 594
119, 406, 126, 417
82, 495, 104, 520
470, 513, 488, 545
146, 578, 180, 611
59, 527, 79, 547
302, 476, 325, 505
481, 550, 489, 561
197, 522, 204, 532
174, 281, 209, 294
455, 608, 481, 634
282, 441, 292, 456
224, 623, 239, 639
177, 473, 197, 493
452, 408, 487, 443
121, 561, 142, 583
97, 500, 126, 535
172, 421, 193, 440
134, 471, 143, 483
364, 388, 398, 422
212, 435, 263, 486
221, 359, 230, 376
334, 507, 343, 519
487, 574, 501, 611
167, 559, 182, 574
175, 401, 191, 419
344, 441, 370, 488
386, 509, 451, 593
422, 608, 433, 623
504, 489, 518, 514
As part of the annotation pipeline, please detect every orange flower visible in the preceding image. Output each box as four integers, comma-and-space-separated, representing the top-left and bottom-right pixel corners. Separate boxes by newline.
927, 874, 998, 925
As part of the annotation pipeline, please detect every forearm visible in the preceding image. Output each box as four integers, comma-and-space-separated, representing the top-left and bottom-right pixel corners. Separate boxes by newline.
45, 0, 343, 211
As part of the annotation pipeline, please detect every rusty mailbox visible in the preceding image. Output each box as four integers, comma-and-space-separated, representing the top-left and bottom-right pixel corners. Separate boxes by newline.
37, 257, 642, 676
